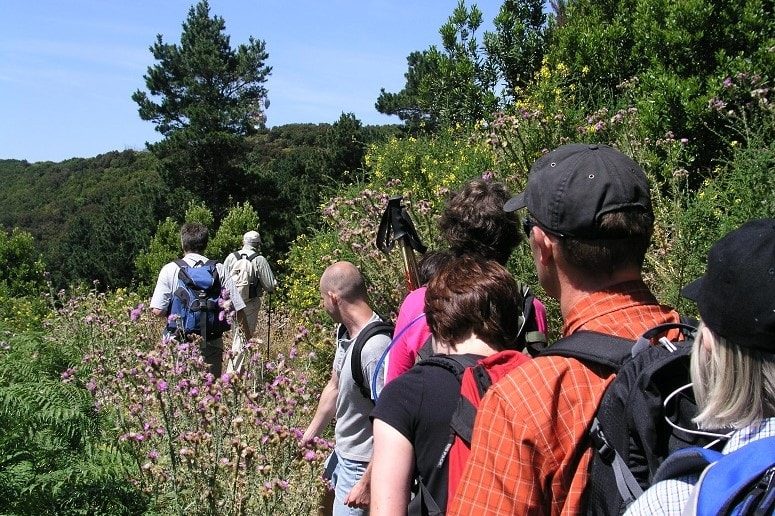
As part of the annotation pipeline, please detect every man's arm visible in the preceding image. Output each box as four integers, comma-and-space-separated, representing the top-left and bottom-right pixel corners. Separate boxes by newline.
344, 457, 374, 508
301, 369, 339, 447
235, 309, 252, 340
255, 256, 276, 293
370, 419, 413, 514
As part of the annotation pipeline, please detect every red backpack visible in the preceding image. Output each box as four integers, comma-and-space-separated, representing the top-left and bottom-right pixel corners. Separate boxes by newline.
410, 350, 530, 514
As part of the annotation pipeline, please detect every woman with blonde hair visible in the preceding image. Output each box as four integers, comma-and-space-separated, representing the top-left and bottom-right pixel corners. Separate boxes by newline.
626, 218, 775, 515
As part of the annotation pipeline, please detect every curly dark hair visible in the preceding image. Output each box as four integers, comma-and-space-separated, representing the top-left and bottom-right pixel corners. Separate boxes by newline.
438, 179, 522, 265
425, 255, 522, 351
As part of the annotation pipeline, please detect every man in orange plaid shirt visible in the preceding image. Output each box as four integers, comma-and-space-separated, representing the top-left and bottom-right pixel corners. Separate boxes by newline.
449, 144, 680, 515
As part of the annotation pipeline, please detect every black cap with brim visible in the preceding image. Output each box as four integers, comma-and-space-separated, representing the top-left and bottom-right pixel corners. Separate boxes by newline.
503, 193, 525, 213
681, 218, 775, 353
501, 144, 652, 237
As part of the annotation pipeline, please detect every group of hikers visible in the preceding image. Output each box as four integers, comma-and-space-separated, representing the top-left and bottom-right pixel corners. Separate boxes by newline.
143, 142, 774, 515
302, 143, 775, 515
149, 227, 277, 377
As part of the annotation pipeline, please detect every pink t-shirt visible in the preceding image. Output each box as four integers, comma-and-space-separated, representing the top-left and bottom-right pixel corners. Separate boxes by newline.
385, 287, 431, 383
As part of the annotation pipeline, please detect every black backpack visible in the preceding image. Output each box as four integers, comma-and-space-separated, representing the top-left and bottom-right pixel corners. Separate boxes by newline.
347, 319, 394, 403
166, 259, 231, 341
540, 321, 718, 515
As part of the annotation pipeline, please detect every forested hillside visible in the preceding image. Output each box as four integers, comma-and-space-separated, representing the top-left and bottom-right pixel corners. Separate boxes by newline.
0, 119, 399, 291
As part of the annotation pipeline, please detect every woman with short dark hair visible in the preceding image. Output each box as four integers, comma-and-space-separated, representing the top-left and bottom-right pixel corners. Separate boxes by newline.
370, 256, 530, 514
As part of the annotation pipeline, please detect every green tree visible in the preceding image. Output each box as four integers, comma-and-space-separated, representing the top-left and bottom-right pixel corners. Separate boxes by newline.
377, 2, 497, 129
208, 202, 261, 261
132, 0, 271, 216
324, 113, 367, 181
0, 228, 45, 299
483, 0, 547, 96
375, 50, 442, 131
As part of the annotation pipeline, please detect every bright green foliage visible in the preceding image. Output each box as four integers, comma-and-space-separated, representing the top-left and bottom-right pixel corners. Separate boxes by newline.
545, 0, 774, 166
0, 228, 48, 331
184, 200, 215, 228
134, 218, 180, 291
378, 0, 548, 130
0, 228, 45, 299
484, 0, 547, 95
0, 321, 146, 514
133, 0, 271, 215
207, 202, 261, 261
377, 1, 499, 129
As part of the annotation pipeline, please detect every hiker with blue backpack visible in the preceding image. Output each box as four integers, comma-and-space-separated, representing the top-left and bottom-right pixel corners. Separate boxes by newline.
625, 219, 775, 516
150, 223, 252, 377
451, 144, 684, 515
371, 256, 530, 515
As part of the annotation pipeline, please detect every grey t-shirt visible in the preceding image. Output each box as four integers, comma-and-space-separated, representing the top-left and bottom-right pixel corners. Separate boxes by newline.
333, 312, 392, 462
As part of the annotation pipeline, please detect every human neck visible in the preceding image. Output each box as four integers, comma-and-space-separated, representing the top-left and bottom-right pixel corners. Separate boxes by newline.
558, 268, 643, 320
441, 333, 499, 357
340, 303, 376, 338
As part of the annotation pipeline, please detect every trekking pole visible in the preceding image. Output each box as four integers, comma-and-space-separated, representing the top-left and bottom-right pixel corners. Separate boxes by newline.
265, 293, 271, 357
376, 196, 427, 292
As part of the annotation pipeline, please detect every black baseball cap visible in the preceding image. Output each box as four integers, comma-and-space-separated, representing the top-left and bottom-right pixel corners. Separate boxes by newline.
504, 144, 653, 238
681, 218, 775, 353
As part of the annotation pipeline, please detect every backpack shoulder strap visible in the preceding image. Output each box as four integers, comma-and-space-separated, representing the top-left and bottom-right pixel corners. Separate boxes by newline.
175, 259, 197, 287
246, 252, 259, 261
539, 330, 633, 371
350, 320, 394, 401
418, 354, 478, 379
653, 446, 721, 483
695, 437, 775, 515
232, 251, 242, 261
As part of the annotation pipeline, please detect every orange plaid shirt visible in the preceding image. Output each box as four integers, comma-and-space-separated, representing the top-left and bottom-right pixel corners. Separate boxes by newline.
449, 281, 680, 516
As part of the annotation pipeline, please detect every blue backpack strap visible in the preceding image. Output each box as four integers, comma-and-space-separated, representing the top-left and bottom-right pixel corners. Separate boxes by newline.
694, 437, 775, 515
653, 446, 721, 483
370, 312, 427, 401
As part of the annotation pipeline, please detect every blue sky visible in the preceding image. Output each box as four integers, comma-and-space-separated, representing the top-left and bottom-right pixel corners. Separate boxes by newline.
0, 1, 502, 163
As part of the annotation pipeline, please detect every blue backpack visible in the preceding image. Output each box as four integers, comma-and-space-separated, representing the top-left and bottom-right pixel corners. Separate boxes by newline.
653, 436, 775, 515
166, 259, 230, 341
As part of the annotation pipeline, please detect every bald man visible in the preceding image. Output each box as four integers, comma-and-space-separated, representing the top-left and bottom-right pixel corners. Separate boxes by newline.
302, 262, 392, 515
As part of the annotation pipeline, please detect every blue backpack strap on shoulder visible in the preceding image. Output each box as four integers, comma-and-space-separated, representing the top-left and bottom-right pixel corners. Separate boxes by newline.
653, 446, 722, 483
694, 437, 775, 515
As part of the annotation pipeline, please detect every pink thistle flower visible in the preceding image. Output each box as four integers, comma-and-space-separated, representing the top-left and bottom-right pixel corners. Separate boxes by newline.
303, 450, 317, 462
85, 379, 97, 394
148, 450, 160, 461
130, 303, 145, 322
156, 380, 168, 392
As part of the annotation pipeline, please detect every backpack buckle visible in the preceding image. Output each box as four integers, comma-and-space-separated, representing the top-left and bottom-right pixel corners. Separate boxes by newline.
590, 419, 615, 463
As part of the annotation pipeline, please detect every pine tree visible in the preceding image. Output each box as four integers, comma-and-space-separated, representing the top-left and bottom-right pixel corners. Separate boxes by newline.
132, 0, 271, 215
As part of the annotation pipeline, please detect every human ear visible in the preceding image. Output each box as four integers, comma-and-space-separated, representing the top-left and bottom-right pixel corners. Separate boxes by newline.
532, 226, 555, 266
